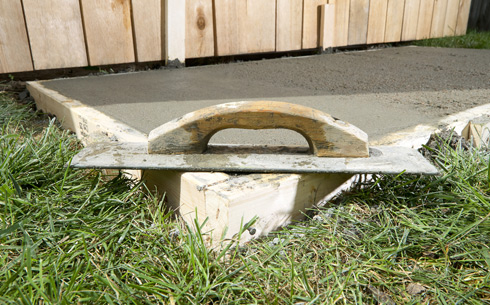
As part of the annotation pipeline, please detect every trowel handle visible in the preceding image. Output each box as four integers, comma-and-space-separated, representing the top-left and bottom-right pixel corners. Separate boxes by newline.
148, 101, 369, 157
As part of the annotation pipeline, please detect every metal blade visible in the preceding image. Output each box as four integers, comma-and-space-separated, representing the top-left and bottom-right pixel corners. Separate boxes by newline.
70, 142, 439, 175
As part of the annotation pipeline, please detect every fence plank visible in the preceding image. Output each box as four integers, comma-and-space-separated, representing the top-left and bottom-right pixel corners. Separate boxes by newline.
430, 0, 448, 37
401, 0, 421, 41
23, 0, 87, 70
320, 4, 335, 48
132, 0, 163, 62
303, 0, 328, 49
186, 0, 214, 58
276, 0, 303, 51
455, 0, 471, 35
385, 0, 405, 42
367, 0, 388, 44
215, 0, 275, 55
348, 0, 370, 45
443, 0, 459, 36
416, 0, 435, 40
0, 0, 33, 73
80, 0, 135, 66
334, 0, 350, 46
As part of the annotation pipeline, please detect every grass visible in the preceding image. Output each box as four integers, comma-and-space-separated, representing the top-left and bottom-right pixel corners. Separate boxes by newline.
1, 90, 489, 304
412, 30, 490, 49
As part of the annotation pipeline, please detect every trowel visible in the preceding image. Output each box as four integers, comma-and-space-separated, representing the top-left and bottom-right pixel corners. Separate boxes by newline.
70, 101, 439, 175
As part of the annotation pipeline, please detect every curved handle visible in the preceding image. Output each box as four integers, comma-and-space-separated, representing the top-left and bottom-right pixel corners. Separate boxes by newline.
148, 101, 369, 157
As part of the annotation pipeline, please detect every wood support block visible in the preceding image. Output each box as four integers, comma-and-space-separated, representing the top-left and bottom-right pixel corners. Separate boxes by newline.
143, 170, 354, 244
461, 120, 490, 148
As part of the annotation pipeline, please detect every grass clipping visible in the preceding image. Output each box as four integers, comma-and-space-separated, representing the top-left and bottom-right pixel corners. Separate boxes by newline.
1, 92, 489, 304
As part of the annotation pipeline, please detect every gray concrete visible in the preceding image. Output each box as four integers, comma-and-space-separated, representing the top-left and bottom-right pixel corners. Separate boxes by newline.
39, 46, 490, 146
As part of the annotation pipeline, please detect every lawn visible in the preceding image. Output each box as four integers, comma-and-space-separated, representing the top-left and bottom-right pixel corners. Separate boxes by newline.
412, 30, 490, 49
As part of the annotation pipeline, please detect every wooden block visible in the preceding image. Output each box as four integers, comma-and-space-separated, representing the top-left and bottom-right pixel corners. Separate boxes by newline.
401, 0, 421, 41
430, 0, 448, 38
455, 0, 471, 36
214, 0, 276, 55
165, 0, 186, 64
443, 0, 459, 36
80, 0, 135, 66
384, 0, 405, 42
276, 0, 303, 52
416, 0, 436, 40
367, 0, 388, 44
0, 0, 33, 73
131, 0, 163, 62
461, 120, 490, 148
320, 4, 336, 48
145, 170, 354, 244
334, 0, 350, 47
348, 0, 370, 45
303, 0, 329, 49
186, 0, 214, 58
22, 0, 87, 70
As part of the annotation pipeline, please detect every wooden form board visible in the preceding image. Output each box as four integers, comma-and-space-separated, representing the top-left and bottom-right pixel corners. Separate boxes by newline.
402, 0, 421, 41
320, 4, 336, 48
384, 0, 405, 42
367, 0, 388, 44
0, 0, 33, 73
80, 0, 135, 66
455, 0, 471, 36
276, 0, 303, 51
430, 0, 448, 38
334, 0, 350, 47
214, 0, 276, 55
416, 0, 436, 40
131, 0, 163, 62
348, 0, 370, 45
303, 0, 329, 49
443, 0, 460, 36
186, 0, 214, 58
22, 0, 87, 70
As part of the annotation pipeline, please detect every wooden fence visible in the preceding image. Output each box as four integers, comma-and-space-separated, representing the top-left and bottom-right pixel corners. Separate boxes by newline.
0, 0, 472, 74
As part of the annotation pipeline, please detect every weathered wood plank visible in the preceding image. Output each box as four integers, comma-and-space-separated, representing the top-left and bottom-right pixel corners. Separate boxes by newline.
430, 0, 448, 38
276, 0, 303, 51
348, 0, 370, 45
416, 0, 436, 40
80, 0, 135, 65
334, 0, 350, 46
23, 0, 87, 70
214, 0, 239, 55
165, 0, 186, 64
367, 0, 388, 44
384, 0, 405, 42
443, 0, 460, 36
131, 0, 163, 62
303, 0, 329, 49
320, 4, 336, 48
455, 0, 471, 35
401, 0, 421, 41
186, 0, 214, 58
0, 0, 33, 73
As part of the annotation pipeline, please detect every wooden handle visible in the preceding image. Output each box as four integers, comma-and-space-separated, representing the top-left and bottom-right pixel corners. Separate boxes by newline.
148, 101, 369, 157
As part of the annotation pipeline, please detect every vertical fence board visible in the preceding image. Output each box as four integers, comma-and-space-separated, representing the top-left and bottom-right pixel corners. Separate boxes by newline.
430, 0, 448, 37
402, 0, 421, 41
276, 0, 303, 51
80, 0, 135, 66
385, 0, 405, 42
454, 0, 471, 35
443, 0, 459, 36
186, 0, 214, 58
214, 0, 239, 55
334, 0, 350, 46
132, 0, 162, 62
320, 4, 335, 48
416, 0, 435, 40
0, 0, 33, 73
23, 0, 87, 70
367, 0, 388, 44
303, 0, 328, 49
348, 0, 370, 45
